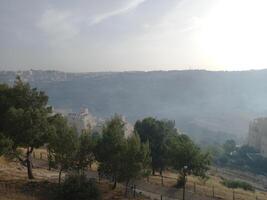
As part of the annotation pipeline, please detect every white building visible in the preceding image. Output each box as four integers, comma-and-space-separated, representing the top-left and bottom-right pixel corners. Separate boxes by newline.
65, 108, 134, 137
121, 115, 134, 138
248, 118, 267, 157
67, 108, 97, 134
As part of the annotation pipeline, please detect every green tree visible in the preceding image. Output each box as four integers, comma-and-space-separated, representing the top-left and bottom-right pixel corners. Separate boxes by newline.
75, 130, 96, 173
95, 114, 126, 189
134, 117, 177, 175
168, 134, 210, 200
0, 133, 12, 156
203, 145, 224, 166
223, 139, 236, 154
118, 133, 151, 196
0, 77, 52, 179
48, 114, 78, 184
56, 174, 101, 200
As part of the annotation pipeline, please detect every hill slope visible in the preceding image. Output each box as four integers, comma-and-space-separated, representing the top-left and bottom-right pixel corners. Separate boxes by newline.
2, 69, 267, 144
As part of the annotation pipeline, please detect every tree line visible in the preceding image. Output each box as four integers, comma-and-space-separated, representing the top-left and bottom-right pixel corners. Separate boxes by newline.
207, 139, 267, 175
0, 77, 210, 195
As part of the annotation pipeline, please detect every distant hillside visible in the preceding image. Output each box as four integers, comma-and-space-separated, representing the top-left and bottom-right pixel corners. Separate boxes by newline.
2, 69, 267, 145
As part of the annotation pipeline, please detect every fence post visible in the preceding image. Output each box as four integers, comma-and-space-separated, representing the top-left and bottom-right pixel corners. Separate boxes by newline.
0, 182, 3, 192
133, 184, 136, 198
31, 191, 35, 200
182, 182, 186, 200
212, 185, 215, 198
40, 153, 43, 160
161, 194, 163, 200
5, 183, 8, 193
161, 175, 164, 186
233, 190, 235, 200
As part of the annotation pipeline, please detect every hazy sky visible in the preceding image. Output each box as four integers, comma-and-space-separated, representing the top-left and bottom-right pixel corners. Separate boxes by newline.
1, 0, 267, 72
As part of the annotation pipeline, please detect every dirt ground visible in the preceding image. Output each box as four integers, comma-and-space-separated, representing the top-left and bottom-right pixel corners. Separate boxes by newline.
0, 157, 146, 200
1, 152, 267, 200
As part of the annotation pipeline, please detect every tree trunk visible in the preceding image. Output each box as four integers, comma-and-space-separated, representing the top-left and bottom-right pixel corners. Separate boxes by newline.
182, 174, 187, 200
58, 168, 63, 184
98, 171, 101, 183
124, 180, 129, 197
112, 178, 117, 190
81, 169, 85, 176
47, 149, 52, 170
152, 168, 155, 175
26, 147, 34, 179
182, 182, 185, 200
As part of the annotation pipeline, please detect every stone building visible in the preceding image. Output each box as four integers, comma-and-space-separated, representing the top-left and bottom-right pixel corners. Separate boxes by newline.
248, 118, 267, 157
65, 108, 133, 137
67, 108, 97, 134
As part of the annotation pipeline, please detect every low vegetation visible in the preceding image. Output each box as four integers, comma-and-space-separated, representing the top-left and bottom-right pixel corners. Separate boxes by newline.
221, 179, 254, 191
55, 174, 101, 200
207, 139, 267, 175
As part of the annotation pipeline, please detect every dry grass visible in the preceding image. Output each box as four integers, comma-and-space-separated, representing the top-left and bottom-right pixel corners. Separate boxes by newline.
4, 149, 267, 200
147, 170, 267, 200
0, 156, 147, 200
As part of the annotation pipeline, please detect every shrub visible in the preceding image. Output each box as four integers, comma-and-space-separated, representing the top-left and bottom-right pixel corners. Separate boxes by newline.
56, 174, 101, 200
176, 174, 186, 188
221, 179, 254, 191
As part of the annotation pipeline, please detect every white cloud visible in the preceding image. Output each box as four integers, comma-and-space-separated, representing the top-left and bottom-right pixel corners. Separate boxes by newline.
91, 0, 147, 25
37, 9, 79, 42
138, 0, 203, 42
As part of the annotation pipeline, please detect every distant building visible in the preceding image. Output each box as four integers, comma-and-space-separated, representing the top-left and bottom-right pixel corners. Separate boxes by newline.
121, 115, 134, 138
65, 108, 133, 137
57, 108, 134, 137
248, 118, 267, 157
67, 108, 97, 134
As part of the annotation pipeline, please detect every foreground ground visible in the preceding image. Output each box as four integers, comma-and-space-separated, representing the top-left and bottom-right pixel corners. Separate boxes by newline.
0, 157, 147, 200
1, 151, 267, 200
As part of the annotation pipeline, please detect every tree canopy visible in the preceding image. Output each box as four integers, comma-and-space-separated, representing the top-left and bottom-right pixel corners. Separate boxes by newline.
75, 130, 96, 172
169, 134, 210, 178
0, 133, 12, 156
0, 77, 53, 179
47, 114, 78, 184
118, 133, 151, 195
95, 115, 151, 190
134, 117, 177, 174
95, 114, 127, 189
